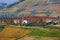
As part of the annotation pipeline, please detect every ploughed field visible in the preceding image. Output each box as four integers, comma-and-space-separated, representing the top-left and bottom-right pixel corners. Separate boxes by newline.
0, 25, 32, 40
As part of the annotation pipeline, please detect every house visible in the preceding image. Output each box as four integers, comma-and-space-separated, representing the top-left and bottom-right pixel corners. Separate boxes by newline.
44, 18, 54, 23
13, 19, 20, 24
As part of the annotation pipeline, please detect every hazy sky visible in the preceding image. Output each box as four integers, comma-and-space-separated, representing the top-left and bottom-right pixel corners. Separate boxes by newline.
0, 0, 19, 5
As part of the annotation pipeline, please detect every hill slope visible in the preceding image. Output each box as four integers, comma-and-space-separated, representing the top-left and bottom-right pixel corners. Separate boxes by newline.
0, 0, 60, 17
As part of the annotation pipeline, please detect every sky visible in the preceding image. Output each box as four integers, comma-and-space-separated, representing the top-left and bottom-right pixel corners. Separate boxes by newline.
0, 0, 19, 5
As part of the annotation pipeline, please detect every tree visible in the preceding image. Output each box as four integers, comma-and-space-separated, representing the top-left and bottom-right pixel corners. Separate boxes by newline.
39, 19, 46, 26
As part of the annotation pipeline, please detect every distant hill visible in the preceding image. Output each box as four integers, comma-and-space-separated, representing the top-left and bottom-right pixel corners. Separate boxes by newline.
0, 3, 7, 10
7, 0, 25, 8
0, 0, 60, 18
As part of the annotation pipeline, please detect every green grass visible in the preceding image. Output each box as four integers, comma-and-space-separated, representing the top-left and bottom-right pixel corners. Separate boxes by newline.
29, 29, 60, 37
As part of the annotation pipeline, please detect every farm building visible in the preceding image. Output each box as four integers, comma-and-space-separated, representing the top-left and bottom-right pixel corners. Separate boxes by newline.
0, 16, 57, 25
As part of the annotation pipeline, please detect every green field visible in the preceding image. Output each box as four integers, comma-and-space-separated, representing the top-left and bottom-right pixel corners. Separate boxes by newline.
23, 26, 60, 37
28, 28, 60, 37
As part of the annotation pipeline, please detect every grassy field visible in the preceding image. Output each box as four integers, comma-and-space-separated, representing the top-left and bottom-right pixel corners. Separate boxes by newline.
0, 25, 60, 40
13, 25, 60, 37
28, 29, 60, 37
18, 26, 60, 40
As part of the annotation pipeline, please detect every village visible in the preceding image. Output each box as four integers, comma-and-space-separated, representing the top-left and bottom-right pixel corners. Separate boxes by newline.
0, 16, 59, 26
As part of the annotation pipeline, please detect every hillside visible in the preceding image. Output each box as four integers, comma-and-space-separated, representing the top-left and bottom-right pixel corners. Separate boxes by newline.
0, 0, 60, 17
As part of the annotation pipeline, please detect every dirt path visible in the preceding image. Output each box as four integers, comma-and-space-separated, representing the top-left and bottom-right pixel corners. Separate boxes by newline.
18, 36, 60, 40
10, 25, 59, 31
